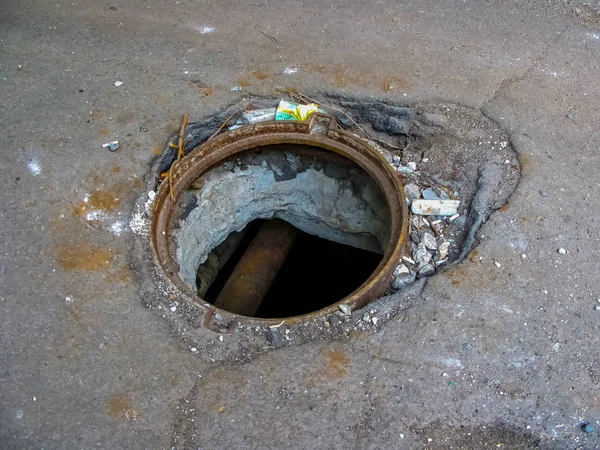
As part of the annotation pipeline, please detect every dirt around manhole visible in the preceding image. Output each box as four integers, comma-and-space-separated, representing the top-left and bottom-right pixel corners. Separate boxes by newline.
129, 94, 520, 363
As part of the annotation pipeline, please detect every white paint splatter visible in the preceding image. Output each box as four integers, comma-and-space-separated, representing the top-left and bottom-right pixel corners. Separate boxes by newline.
198, 26, 215, 34
85, 210, 108, 222
110, 221, 126, 236
283, 66, 298, 75
27, 160, 41, 175
438, 357, 464, 370
129, 204, 149, 238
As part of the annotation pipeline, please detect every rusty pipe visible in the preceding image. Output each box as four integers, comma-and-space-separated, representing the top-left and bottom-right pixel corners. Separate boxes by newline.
213, 220, 298, 316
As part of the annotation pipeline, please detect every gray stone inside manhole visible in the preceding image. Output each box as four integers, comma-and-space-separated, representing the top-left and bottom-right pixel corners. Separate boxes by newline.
172, 146, 390, 306
133, 95, 520, 361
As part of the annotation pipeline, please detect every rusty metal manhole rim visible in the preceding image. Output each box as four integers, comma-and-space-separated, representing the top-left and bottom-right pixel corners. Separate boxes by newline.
150, 115, 408, 326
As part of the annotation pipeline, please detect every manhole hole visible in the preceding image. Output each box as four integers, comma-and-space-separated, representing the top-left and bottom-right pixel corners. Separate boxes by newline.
130, 95, 520, 361
151, 115, 408, 321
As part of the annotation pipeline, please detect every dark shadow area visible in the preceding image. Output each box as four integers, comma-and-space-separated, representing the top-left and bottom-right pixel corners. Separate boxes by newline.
203, 219, 382, 318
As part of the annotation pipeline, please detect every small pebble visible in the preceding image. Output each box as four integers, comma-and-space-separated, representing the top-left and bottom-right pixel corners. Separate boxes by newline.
566, 113, 573, 120
582, 423, 594, 433
558, 248, 566, 255
595, 305, 600, 311
494, 261, 502, 268
267, 328, 284, 348
407, 162, 417, 171
521, 254, 527, 259
169, 305, 177, 312
218, 335, 224, 342
113, 81, 123, 87
339, 304, 352, 316
539, 191, 547, 197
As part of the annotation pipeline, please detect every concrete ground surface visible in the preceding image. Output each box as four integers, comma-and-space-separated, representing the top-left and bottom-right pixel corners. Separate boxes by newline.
1, 0, 600, 448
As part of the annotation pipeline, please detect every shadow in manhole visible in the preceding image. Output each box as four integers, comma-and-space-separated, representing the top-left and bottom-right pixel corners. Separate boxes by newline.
204, 219, 382, 318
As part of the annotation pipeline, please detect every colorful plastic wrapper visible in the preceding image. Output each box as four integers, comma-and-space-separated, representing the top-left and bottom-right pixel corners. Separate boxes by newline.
275, 100, 325, 121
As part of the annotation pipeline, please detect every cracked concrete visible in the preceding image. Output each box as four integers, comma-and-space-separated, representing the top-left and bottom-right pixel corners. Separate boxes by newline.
2, 0, 600, 448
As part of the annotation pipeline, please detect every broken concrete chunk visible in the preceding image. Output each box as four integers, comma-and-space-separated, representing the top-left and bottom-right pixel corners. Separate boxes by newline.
413, 242, 432, 265
392, 271, 416, 289
431, 220, 443, 235
402, 255, 416, 265
411, 199, 460, 216
393, 263, 410, 277
437, 240, 450, 260
392, 264, 416, 289
422, 187, 440, 200
407, 162, 417, 171
243, 108, 276, 124
267, 328, 284, 348
338, 304, 352, 316
421, 231, 437, 250
404, 183, 420, 202
417, 263, 435, 277
410, 231, 420, 244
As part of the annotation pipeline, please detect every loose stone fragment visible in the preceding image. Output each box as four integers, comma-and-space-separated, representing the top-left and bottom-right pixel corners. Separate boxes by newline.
404, 183, 420, 202
421, 231, 437, 250
339, 304, 352, 316
417, 263, 435, 277
422, 187, 440, 200
437, 240, 450, 260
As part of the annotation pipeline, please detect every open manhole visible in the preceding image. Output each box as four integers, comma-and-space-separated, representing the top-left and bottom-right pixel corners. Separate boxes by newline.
151, 114, 408, 322
131, 95, 519, 360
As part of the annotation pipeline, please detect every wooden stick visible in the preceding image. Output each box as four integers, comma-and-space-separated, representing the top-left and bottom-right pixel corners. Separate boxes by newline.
177, 113, 189, 159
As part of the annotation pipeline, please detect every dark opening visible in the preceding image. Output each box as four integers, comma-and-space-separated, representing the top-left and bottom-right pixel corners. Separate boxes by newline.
202, 219, 383, 318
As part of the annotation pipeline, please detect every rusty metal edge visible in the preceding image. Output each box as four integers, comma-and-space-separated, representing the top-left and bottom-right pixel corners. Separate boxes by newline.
150, 118, 408, 327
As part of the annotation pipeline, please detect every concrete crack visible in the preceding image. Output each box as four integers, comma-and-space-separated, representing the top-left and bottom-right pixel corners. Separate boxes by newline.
482, 24, 569, 108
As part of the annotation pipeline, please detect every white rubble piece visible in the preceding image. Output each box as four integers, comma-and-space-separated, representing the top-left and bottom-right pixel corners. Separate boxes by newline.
338, 304, 352, 316
421, 231, 437, 250
393, 263, 410, 276
243, 108, 277, 124
392, 263, 416, 289
437, 240, 450, 260
411, 199, 460, 216
413, 242, 432, 266
102, 141, 119, 151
